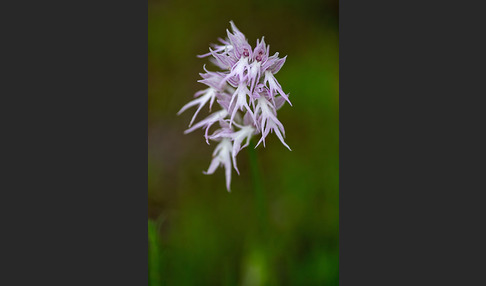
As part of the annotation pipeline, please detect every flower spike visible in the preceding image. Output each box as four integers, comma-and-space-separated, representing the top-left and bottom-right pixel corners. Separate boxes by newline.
178, 21, 293, 191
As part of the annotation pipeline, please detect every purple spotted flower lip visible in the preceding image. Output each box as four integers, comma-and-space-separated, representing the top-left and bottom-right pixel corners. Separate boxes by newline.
178, 21, 292, 191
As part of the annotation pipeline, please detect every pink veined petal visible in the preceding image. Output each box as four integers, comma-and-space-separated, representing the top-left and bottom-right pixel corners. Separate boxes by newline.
197, 47, 221, 58
208, 92, 217, 111
212, 139, 225, 155
231, 136, 244, 175
229, 20, 243, 36
273, 125, 292, 151
197, 43, 229, 58
178, 88, 217, 127
210, 58, 230, 70
265, 71, 292, 106
177, 89, 211, 116
228, 84, 253, 127
226, 30, 242, 58
230, 98, 253, 128
188, 99, 207, 127
224, 156, 232, 192
209, 127, 233, 141
255, 134, 265, 148
231, 148, 240, 175
217, 100, 232, 115
243, 111, 254, 126
275, 118, 286, 137
268, 55, 287, 74
248, 61, 261, 93
177, 98, 200, 116
204, 117, 230, 144
203, 125, 214, 144
184, 110, 228, 144
184, 116, 212, 134
231, 126, 253, 174
204, 156, 220, 175
255, 116, 269, 148
243, 133, 252, 149
197, 51, 213, 58
203, 139, 234, 191
217, 37, 230, 45
221, 57, 249, 89
261, 52, 279, 71
194, 89, 208, 98
261, 120, 271, 147
274, 96, 286, 110
226, 23, 250, 60
209, 48, 234, 70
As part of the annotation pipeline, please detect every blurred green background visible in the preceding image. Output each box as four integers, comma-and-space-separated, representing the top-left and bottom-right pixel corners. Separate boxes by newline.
148, 0, 338, 285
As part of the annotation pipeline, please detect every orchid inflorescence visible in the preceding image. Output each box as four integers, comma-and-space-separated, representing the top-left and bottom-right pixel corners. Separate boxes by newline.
178, 21, 292, 191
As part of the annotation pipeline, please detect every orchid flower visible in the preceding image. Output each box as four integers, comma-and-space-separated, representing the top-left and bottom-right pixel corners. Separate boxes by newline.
203, 138, 234, 191
178, 21, 292, 191
177, 88, 218, 127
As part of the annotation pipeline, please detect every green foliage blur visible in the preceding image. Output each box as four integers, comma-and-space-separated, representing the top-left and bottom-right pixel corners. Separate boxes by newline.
148, 0, 338, 285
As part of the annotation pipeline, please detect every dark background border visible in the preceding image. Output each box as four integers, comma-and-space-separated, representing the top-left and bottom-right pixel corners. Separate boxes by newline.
3, 0, 484, 285
340, 0, 485, 285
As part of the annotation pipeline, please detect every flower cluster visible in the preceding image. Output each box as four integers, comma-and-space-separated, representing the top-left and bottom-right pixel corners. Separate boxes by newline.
178, 21, 292, 191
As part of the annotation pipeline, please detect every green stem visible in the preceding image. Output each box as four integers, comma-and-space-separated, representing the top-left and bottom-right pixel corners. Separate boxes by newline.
148, 220, 162, 286
248, 140, 267, 235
